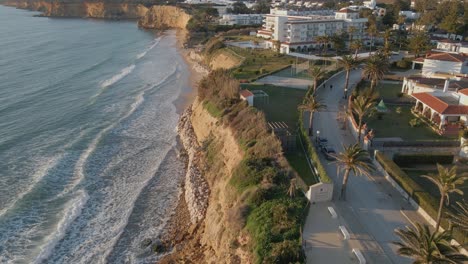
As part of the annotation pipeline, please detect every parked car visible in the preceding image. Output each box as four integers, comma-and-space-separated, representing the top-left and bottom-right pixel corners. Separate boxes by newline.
316, 137, 328, 149
321, 146, 336, 160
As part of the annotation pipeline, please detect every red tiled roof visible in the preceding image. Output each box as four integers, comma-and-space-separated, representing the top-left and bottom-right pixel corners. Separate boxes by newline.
412, 92, 468, 115
460, 89, 468, 96
240, 89, 253, 98
425, 52, 467, 62
413, 57, 425, 62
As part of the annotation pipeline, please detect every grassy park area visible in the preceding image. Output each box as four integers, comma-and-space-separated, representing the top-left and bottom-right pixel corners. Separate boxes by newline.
228, 47, 301, 80
361, 82, 455, 141
241, 84, 319, 185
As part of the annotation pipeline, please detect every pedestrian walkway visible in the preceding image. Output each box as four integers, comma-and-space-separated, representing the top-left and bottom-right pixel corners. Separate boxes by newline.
303, 69, 430, 264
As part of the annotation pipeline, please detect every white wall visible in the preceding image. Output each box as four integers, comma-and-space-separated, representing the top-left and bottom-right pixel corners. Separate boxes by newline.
422, 59, 462, 75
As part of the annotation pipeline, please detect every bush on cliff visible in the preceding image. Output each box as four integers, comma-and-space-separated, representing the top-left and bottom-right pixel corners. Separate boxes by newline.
199, 70, 307, 263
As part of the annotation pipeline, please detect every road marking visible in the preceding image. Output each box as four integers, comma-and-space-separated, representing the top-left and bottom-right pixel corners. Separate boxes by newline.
400, 210, 415, 226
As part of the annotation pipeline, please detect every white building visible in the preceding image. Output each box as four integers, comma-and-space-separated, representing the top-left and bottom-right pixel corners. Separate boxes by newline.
399, 10, 420, 20
257, 8, 367, 53
219, 14, 263, 25
435, 39, 468, 54
420, 52, 468, 77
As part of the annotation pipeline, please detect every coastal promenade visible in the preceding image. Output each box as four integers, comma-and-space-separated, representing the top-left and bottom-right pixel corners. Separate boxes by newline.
302, 69, 429, 264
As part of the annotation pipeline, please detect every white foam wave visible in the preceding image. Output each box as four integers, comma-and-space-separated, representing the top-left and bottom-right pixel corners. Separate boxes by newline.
57, 92, 146, 198
0, 155, 62, 218
100, 65, 135, 88
136, 38, 161, 60
33, 190, 89, 264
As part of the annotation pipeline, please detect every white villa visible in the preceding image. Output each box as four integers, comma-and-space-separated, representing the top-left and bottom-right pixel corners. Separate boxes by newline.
410, 88, 468, 135
411, 52, 468, 78
257, 8, 367, 53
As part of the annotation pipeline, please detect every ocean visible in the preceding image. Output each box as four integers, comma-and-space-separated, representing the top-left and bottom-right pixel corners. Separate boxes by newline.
0, 6, 189, 264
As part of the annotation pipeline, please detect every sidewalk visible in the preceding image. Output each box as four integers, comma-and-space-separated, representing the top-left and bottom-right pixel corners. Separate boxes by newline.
303, 69, 430, 264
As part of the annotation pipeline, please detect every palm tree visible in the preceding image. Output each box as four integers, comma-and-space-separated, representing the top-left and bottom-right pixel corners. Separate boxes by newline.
334, 144, 375, 200
382, 29, 392, 57
362, 54, 388, 91
350, 40, 363, 59
446, 200, 468, 232
350, 95, 376, 142
315, 35, 330, 55
308, 66, 326, 94
422, 165, 467, 231
298, 95, 326, 136
347, 26, 357, 43
394, 223, 468, 264
287, 178, 297, 198
338, 55, 358, 98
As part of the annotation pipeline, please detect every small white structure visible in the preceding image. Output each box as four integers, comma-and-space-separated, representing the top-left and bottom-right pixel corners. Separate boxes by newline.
219, 14, 264, 25
339, 225, 350, 240
240, 89, 254, 106
352, 249, 367, 264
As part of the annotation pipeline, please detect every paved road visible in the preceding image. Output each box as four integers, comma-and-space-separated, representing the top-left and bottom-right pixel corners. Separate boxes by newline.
303, 70, 429, 264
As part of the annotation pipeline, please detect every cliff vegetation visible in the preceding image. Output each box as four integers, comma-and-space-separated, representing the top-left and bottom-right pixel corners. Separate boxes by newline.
196, 70, 308, 263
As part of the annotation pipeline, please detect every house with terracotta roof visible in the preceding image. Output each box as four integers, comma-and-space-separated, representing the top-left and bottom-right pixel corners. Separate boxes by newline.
419, 52, 468, 77
411, 88, 468, 135
240, 89, 254, 106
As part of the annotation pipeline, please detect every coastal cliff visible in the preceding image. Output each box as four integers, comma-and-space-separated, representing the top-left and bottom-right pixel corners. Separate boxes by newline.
138, 5, 190, 29
3, 0, 149, 18
167, 99, 252, 263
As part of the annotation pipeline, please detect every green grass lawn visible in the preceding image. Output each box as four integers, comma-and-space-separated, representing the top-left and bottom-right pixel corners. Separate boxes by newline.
376, 83, 402, 99
242, 84, 306, 128
286, 140, 319, 186
365, 105, 452, 141
229, 47, 300, 80
403, 169, 468, 210
241, 84, 320, 185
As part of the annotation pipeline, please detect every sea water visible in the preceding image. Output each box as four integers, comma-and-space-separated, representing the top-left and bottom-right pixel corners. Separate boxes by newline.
0, 6, 188, 264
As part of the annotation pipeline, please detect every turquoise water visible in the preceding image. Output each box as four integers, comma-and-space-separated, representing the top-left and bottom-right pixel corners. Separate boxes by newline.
0, 6, 188, 263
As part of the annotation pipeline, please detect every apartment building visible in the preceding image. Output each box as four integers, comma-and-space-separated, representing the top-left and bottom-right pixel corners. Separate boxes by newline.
219, 14, 264, 25
257, 8, 367, 53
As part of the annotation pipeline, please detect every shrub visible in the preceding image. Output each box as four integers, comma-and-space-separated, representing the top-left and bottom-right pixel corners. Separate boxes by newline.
260, 68, 267, 74
393, 153, 454, 167
255, 70, 260, 75
264, 240, 303, 263
409, 118, 421, 127
396, 58, 411, 69
460, 129, 468, 139
397, 92, 404, 98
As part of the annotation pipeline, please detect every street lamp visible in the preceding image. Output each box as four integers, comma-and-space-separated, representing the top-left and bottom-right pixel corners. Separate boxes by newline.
344, 88, 348, 99
316, 130, 320, 143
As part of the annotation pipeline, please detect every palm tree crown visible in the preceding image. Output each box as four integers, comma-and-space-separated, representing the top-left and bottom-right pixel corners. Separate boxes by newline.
308, 66, 326, 95
298, 95, 326, 136
350, 95, 376, 142
422, 165, 467, 231
338, 55, 358, 98
333, 144, 375, 199
394, 223, 468, 264
362, 55, 389, 91
446, 200, 468, 233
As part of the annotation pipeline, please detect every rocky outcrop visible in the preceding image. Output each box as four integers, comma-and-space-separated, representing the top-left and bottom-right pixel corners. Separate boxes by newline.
138, 5, 190, 29
177, 106, 209, 224
3, 0, 148, 19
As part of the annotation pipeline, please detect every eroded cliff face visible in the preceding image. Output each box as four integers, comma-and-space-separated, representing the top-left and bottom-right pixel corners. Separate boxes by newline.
3, 0, 148, 18
169, 99, 253, 263
138, 5, 190, 29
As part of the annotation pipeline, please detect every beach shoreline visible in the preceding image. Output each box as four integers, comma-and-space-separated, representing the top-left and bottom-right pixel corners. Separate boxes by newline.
173, 29, 208, 114
156, 29, 209, 260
